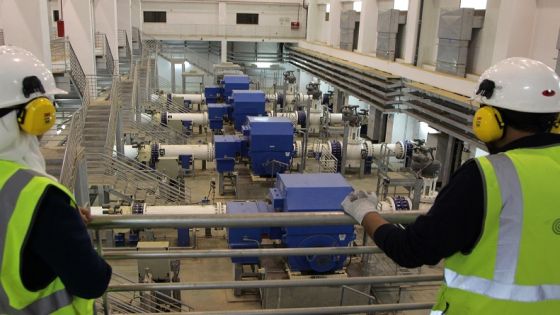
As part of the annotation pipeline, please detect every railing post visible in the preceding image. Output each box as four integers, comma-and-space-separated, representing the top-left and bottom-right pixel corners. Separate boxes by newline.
95, 230, 110, 315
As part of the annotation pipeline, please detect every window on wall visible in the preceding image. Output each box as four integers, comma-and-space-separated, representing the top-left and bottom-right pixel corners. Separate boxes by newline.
394, 0, 409, 11
460, 0, 487, 10
353, 1, 362, 12
325, 4, 330, 21
143, 11, 166, 23
236, 13, 259, 25
53, 10, 60, 22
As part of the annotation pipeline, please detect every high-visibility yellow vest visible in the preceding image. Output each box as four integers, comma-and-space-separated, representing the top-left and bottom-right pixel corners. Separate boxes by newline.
0, 160, 94, 314
431, 145, 560, 314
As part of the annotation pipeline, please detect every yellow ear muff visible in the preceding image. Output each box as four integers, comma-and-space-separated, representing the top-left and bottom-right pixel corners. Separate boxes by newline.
472, 106, 505, 143
17, 97, 56, 136
551, 114, 560, 134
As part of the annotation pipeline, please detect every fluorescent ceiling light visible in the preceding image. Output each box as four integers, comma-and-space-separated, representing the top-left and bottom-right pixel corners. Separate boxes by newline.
460, 0, 487, 10
254, 62, 273, 69
326, 4, 330, 13
353, 1, 362, 12
394, 0, 409, 11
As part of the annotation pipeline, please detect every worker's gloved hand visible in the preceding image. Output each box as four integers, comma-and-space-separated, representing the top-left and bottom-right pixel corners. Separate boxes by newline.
341, 190, 378, 225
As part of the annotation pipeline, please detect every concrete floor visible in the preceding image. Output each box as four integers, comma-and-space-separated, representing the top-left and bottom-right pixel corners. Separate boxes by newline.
101, 131, 440, 314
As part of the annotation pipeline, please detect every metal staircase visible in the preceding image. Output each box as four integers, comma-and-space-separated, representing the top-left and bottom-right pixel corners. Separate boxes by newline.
55, 34, 191, 205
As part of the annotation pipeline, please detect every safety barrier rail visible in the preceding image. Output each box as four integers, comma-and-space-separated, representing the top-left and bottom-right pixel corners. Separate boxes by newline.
104, 34, 116, 75
87, 151, 190, 205
96, 272, 193, 313
105, 78, 120, 151
89, 212, 439, 314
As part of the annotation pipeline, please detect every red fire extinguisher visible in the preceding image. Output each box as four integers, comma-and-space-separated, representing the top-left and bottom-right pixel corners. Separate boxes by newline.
57, 0, 65, 37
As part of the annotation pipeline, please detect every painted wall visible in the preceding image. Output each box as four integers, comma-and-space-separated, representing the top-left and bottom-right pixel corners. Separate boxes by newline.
530, 0, 560, 69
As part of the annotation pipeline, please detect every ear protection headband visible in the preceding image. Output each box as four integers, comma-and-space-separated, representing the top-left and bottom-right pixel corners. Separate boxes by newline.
472, 79, 506, 142
0, 76, 56, 136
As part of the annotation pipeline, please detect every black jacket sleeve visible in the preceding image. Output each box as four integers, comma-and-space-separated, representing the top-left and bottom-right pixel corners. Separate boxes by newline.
26, 186, 112, 299
372, 160, 485, 268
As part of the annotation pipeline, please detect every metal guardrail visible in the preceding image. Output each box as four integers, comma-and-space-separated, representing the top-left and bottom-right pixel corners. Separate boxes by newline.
104, 35, 116, 75
90, 211, 425, 229
89, 212, 439, 314
87, 151, 189, 205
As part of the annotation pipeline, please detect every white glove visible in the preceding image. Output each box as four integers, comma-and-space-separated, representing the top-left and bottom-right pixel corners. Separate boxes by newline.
341, 190, 378, 224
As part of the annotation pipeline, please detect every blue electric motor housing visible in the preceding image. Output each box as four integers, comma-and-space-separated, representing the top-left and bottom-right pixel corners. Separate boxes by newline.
226, 200, 273, 264
214, 135, 246, 173
207, 103, 230, 131
231, 90, 266, 131
225, 173, 356, 273
205, 86, 222, 104
222, 75, 250, 104
245, 117, 294, 177
275, 173, 355, 273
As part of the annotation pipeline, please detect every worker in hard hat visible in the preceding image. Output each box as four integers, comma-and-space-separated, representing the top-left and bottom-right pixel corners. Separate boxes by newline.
342, 57, 560, 314
0, 46, 111, 314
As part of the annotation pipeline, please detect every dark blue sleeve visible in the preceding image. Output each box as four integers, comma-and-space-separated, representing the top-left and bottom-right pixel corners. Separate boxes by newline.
29, 186, 112, 299
373, 160, 485, 268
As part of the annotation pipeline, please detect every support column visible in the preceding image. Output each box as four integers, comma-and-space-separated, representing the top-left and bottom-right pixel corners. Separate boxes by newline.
64, 0, 96, 75
306, 0, 320, 42
131, 0, 142, 32
403, 0, 422, 64
328, 0, 342, 48
0, 0, 52, 68
219, 2, 227, 62
117, 0, 132, 48
94, 0, 119, 72
491, 0, 537, 65
356, 0, 378, 54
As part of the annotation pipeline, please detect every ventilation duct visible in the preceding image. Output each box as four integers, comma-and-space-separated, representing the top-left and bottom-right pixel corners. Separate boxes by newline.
435, 8, 484, 77
376, 9, 407, 61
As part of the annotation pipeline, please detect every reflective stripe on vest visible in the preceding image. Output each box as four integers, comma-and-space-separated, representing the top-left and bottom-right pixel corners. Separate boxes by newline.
0, 169, 74, 314
444, 154, 560, 302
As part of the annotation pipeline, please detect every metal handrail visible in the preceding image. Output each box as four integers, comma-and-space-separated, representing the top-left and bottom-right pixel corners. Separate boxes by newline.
108, 274, 442, 292
104, 34, 116, 75
109, 272, 194, 312
135, 303, 435, 315
89, 211, 425, 229
103, 246, 384, 260
87, 151, 189, 204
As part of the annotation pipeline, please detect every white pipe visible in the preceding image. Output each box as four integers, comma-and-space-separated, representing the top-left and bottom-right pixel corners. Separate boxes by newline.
144, 205, 218, 215
172, 93, 205, 104
159, 144, 214, 161
329, 113, 343, 125
165, 112, 208, 125
124, 144, 215, 161
91, 204, 219, 216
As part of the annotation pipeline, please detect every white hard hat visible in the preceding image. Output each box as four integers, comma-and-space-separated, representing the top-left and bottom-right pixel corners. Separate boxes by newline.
475, 57, 560, 113
0, 46, 66, 109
